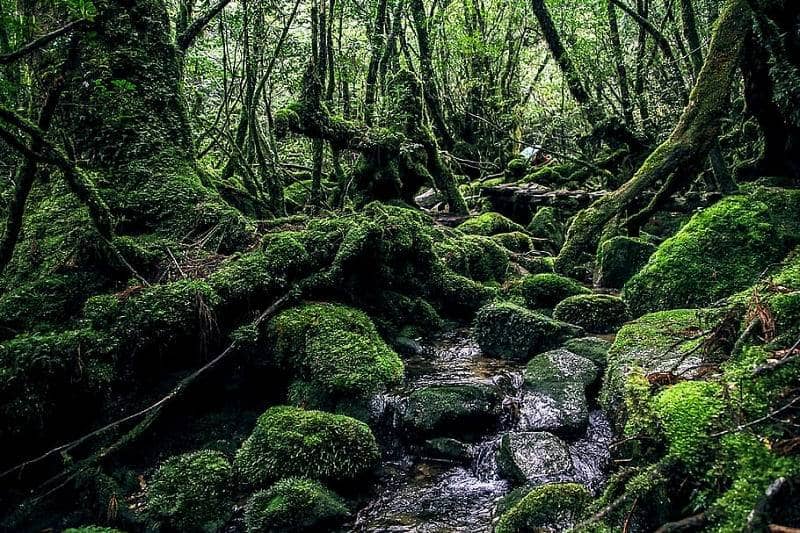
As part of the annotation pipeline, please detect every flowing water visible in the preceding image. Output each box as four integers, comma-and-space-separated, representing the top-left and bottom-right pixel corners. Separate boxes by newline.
351, 328, 613, 532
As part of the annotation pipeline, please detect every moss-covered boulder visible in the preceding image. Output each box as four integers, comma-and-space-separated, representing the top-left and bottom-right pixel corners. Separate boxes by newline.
562, 336, 612, 367
497, 432, 573, 484
401, 384, 500, 439
474, 302, 582, 361
517, 255, 555, 275
595, 236, 656, 289
234, 406, 379, 488
506, 157, 530, 178
146, 450, 233, 532
524, 348, 599, 388
520, 348, 598, 435
457, 212, 525, 236
266, 303, 403, 410
494, 483, 591, 533
601, 308, 715, 429
526, 206, 563, 253
243, 477, 349, 533
492, 232, 534, 253
434, 234, 509, 282
521, 273, 591, 309
553, 294, 629, 333
623, 187, 800, 316
422, 438, 473, 463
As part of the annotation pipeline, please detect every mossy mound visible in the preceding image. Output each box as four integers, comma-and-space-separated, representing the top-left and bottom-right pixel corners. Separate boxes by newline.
234, 406, 379, 489
492, 232, 534, 253
401, 384, 500, 439
146, 450, 233, 532
594, 236, 656, 289
243, 477, 349, 533
457, 212, 525, 236
526, 206, 563, 253
601, 308, 713, 429
505, 157, 530, 178
434, 234, 510, 282
562, 336, 612, 367
553, 294, 629, 333
265, 302, 403, 410
521, 273, 591, 309
623, 187, 800, 316
494, 482, 590, 533
524, 348, 599, 388
474, 302, 582, 361
517, 255, 555, 275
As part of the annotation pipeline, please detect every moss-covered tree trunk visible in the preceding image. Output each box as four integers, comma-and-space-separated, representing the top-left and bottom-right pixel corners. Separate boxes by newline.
555, 0, 751, 274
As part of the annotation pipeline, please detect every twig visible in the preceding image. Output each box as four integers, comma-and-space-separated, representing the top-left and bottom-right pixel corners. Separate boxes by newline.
711, 395, 800, 438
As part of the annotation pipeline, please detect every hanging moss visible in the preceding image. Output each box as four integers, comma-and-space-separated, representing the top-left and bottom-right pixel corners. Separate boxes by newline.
146, 449, 234, 532
243, 478, 349, 533
234, 406, 379, 489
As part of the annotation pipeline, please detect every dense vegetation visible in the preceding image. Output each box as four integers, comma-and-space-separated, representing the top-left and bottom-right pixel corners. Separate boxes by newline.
0, 0, 799, 531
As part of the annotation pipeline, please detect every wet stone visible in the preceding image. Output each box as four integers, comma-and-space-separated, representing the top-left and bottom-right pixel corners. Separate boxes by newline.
401, 383, 501, 440
517, 383, 589, 436
497, 432, 573, 485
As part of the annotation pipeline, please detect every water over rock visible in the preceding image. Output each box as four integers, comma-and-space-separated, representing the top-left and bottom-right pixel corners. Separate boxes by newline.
401, 383, 501, 440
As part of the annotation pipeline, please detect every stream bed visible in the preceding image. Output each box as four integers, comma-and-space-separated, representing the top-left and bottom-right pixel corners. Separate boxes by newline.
351, 327, 613, 532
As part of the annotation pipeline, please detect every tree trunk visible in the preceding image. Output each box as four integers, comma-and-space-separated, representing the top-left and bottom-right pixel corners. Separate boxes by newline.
555, 0, 751, 275
530, 0, 603, 126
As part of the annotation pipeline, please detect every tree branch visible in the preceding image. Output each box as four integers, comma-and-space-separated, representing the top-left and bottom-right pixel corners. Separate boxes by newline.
0, 19, 88, 64
176, 0, 233, 51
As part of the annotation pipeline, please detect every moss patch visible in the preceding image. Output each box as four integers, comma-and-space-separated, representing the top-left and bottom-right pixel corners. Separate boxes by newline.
553, 294, 630, 334
521, 273, 591, 309
244, 477, 349, 533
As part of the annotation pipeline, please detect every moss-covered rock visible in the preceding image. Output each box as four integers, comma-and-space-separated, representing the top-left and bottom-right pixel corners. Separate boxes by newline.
495, 483, 591, 533
526, 206, 563, 253
401, 384, 500, 439
243, 477, 349, 533
234, 406, 379, 488
474, 302, 582, 361
521, 273, 591, 309
517, 255, 555, 275
146, 450, 233, 532
497, 432, 573, 484
562, 336, 612, 367
553, 294, 629, 334
601, 308, 714, 429
492, 232, 534, 253
422, 438, 473, 463
520, 349, 598, 435
506, 157, 530, 178
434, 234, 509, 282
595, 236, 656, 289
623, 187, 800, 316
266, 302, 403, 410
524, 348, 599, 388
457, 212, 525, 236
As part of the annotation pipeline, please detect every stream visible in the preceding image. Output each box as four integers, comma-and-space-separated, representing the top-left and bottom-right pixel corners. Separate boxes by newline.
351, 327, 613, 532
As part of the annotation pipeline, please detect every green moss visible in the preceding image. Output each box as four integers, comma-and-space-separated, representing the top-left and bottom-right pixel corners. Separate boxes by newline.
505, 157, 529, 178
595, 236, 656, 289
234, 406, 379, 488
457, 212, 525, 236
0, 328, 114, 447
266, 302, 403, 410
623, 187, 800, 316
474, 302, 582, 360
401, 384, 500, 438
492, 232, 534, 253
244, 478, 349, 533
146, 450, 233, 532
431, 270, 499, 316
517, 255, 555, 275
601, 308, 712, 428
553, 294, 630, 333
84, 279, 220, 366
652, 381, 724, 473
563, 336, 612, 367
283, 179, 312, 212
435, 234, 509, 282
495, 483, 591, 533
526, 206, 563, 251
521, 273, 591, 309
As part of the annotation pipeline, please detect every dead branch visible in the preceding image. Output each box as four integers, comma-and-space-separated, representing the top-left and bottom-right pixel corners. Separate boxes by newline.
0, 19, 89, 64
654, 513, 707, 532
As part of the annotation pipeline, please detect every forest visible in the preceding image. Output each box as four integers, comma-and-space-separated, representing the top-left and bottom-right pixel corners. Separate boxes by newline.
0, 0, 799, 531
